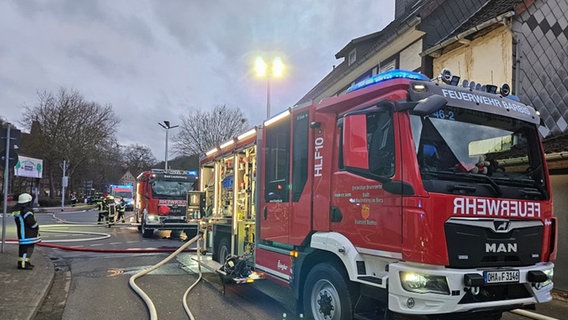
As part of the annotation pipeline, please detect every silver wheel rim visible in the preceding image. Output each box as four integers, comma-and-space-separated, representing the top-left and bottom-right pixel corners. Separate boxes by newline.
310, 279, 340, 320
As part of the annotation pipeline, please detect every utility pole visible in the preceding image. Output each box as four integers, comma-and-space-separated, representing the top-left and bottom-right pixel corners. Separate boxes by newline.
61, 160, 68, 211
1, 127, 10, 253
158, 121, 178, 170
1, 125, 20, 253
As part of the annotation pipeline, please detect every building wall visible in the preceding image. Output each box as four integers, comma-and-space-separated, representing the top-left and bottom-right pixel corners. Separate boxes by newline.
513, 0, 568, 292
399, 39, 423, 71
433, 25, 513, 86
513, 0, 568, 137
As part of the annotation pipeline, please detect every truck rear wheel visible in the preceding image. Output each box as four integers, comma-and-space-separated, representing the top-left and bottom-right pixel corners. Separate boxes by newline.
217, 237, 230, 264
303, 263, 354, 320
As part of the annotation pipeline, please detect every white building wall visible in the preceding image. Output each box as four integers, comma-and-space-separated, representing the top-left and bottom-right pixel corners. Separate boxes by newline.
434, 25, 513, 86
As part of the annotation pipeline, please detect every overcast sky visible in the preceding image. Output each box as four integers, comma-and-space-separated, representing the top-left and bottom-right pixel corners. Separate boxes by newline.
0, 0, 395, 162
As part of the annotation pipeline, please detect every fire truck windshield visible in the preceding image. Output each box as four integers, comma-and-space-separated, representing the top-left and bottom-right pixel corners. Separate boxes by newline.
114, 191, 132, 198
410, 106, 548, 199
150, 180, 194, 199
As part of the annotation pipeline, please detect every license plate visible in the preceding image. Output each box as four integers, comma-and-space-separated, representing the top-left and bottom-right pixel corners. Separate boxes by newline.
484, 270, 520, 284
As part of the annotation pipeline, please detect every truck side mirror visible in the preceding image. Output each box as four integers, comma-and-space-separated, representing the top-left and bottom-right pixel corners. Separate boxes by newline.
412, 94, 447, 115
342, 114, 369, 170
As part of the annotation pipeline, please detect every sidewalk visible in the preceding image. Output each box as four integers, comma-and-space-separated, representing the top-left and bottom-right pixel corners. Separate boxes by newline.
0, 243, 54, 320
0, 205, 88, 320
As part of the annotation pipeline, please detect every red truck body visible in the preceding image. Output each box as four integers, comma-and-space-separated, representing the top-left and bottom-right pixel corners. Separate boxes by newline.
199, 70, 556, 319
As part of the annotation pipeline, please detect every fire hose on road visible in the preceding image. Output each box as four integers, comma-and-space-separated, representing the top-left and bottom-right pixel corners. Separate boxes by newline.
129, 231, 204, 320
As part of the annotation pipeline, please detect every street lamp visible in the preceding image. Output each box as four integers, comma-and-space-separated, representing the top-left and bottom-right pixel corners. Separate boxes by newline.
158, 120, 178, 170
255, 56, 284, 118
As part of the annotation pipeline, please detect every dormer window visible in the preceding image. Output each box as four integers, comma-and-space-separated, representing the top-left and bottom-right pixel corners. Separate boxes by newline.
348, 49, 357, 66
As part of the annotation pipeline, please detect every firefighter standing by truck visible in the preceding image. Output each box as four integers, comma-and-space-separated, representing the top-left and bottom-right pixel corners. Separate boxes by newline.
11, 193, 41, 270
106, 195, 116, 227
96, 194, 108, 224
116, 196, 126, 223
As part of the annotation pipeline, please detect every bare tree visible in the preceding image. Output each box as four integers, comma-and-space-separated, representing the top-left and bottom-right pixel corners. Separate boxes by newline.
173, 105, 249, 156
20, 88, 120, 198
122, 144, 157, 176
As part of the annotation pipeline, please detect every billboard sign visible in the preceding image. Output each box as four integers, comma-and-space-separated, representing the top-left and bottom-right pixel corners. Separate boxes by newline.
14, 155, 43, 178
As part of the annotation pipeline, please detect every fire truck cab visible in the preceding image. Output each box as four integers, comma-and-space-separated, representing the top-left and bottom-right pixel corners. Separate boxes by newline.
135, 169, 198, 238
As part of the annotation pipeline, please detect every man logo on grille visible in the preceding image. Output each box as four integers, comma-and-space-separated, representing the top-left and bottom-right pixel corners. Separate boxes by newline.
494, 220, 510, 232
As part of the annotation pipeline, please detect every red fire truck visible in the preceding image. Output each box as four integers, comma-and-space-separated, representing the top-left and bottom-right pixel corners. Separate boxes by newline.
198, 69, 556, 319
135, 169, 198, 238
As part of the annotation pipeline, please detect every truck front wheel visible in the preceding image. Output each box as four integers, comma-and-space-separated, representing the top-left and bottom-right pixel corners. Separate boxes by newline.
141, 219, 153, 238
303, 263, 354, 320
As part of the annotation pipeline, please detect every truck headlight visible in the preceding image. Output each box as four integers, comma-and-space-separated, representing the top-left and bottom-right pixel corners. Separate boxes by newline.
400, 271, 450, 295
539, 269, 554, 289
147, 214, 158, 222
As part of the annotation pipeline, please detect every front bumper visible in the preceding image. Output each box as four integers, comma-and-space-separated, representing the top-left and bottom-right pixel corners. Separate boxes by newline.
143, 214, 197, 230
388, 262, 554, 315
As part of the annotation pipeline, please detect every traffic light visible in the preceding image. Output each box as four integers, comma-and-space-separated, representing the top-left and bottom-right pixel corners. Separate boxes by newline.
0, 126, 21, 169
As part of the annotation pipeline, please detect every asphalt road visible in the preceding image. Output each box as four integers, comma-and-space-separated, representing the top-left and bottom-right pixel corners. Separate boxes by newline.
3, 209, 565, 320
28, 210, 297, 320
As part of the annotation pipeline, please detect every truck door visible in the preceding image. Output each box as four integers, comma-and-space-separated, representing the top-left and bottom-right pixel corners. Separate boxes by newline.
260, 113, 291, 244
335, 105, 403, 254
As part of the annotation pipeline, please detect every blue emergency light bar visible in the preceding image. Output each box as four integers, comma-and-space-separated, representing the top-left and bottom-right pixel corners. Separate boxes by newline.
347, 69, 429, 93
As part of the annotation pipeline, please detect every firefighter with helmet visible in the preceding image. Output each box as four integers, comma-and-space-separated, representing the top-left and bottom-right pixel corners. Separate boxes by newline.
12, 193, 41, 270
106, 195, 116, 227
116, 196, 126, 223
97, 194, 108, 224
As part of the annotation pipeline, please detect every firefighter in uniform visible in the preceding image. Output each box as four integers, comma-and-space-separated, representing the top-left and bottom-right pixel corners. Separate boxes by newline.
106, 195, 116, 227
116, 196, 126, 223
97, 194, 108, 224
12, 193, 41, 270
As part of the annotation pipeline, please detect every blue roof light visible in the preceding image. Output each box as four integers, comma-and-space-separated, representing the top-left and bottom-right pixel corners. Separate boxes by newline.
347, 69, 429, 93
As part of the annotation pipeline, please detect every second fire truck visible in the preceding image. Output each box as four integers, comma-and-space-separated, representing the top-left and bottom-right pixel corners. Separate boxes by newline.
198, 69, 556, 320
135, 169, 198, 238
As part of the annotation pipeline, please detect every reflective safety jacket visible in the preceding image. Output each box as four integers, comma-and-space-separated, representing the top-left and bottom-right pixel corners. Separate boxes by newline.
98, 199, 108, 213
12, 204, 41, 245
117, 200, 126, 213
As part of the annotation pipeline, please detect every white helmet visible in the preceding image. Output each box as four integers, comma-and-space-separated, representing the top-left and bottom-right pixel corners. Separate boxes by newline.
18, 193, 33, 204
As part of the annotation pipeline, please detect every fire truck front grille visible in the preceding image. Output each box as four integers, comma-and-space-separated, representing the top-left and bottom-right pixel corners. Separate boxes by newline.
445, 218, 543, 268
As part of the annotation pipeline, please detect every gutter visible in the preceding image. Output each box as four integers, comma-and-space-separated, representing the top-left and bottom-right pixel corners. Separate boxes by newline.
422, 11, 515, 57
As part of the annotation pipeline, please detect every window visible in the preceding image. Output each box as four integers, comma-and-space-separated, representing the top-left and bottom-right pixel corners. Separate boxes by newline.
348, 49, 357, 66
292, 111, 309, 201
368, 110, 395, 176
379, 60, 396, 73
264, 117, 291, 202
339, 106, 395, 179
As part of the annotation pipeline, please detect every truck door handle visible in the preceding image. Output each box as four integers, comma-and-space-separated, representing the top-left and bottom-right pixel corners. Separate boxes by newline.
264, 207, 267, 220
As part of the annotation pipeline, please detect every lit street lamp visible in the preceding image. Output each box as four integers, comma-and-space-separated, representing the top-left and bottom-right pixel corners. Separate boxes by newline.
158, 120, 178, 170
255, 56, 284, 118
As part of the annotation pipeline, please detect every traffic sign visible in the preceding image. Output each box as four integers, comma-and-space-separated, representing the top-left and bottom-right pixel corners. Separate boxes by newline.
0, 127, 21, 150
0, 149, 18, 169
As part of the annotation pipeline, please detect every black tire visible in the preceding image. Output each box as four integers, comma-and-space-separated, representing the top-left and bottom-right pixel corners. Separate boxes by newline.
184, 228, 197, 239
217, 237, 230, 264
303, 263, 354, 320
141, 219, 153, 238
